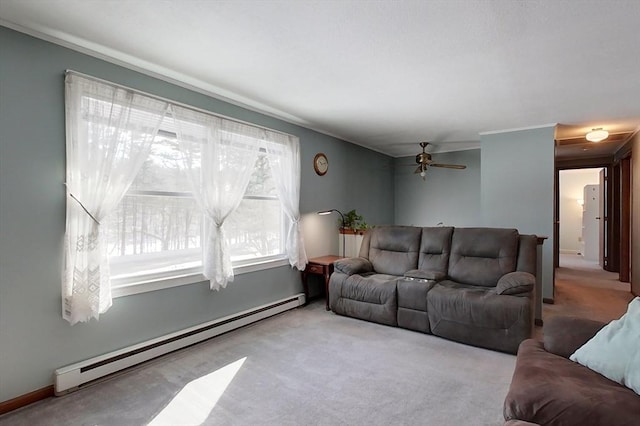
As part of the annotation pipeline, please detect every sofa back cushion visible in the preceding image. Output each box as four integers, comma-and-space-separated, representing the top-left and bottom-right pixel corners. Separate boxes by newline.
417, 227, 453, 274
516, 234, 538, 274
366, 226, 421, 276
448, 228, 519, 286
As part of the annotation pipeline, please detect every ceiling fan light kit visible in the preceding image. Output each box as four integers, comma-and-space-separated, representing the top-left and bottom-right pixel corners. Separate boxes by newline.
585, 128, 608, 142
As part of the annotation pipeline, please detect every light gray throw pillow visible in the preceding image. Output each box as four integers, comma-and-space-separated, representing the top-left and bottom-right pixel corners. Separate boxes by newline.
570, 297, 640, 395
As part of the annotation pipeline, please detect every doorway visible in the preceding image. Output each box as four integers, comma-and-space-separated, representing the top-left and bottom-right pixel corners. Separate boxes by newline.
558, 168, 607, 269
549, 167, 633, 323
551, 126, 637, 322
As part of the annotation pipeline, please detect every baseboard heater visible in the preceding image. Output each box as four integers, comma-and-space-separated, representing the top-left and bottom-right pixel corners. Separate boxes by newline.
54, 293, 305, 395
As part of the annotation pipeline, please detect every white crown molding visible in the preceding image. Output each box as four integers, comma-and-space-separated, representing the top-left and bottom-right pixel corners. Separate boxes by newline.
0, 22, 564, 160
0, 21, 311, 124
428, 142, 481, 154
1, 20, 397, 157
479, 123, 557, 136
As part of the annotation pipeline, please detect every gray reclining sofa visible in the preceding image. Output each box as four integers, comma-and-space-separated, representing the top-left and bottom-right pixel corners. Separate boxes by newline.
329, 226, 538, 354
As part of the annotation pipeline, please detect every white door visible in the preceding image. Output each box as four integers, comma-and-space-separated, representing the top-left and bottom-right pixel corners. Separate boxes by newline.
582, 184, 600, 262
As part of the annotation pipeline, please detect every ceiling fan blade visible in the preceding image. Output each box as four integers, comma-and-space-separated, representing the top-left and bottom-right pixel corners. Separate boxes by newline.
413, 165, 423, 174
430, 163, 467, 169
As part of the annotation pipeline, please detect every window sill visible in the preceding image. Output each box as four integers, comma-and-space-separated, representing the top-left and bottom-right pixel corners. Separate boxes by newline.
111, 256, 291, 298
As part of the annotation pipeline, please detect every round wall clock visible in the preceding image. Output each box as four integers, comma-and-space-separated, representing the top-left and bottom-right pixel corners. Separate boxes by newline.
313, 153, 328, 176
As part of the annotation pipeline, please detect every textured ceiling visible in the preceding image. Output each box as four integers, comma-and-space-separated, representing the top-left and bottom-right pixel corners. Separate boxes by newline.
1, 0, 639, 157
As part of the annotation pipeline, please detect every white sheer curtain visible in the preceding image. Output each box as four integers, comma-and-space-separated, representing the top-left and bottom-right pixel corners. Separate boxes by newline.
63, 73, 168, 324
264, 131, 308, 270
172, 105, 261, 290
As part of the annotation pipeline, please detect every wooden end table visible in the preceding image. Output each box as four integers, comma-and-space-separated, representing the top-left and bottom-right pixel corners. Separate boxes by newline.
301, 255, 343, 310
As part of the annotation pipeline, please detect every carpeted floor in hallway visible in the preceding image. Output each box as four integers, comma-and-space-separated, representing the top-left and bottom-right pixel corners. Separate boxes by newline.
543, 254, 634, 325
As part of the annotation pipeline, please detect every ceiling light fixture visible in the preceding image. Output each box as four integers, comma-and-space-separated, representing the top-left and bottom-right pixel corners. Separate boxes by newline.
585, 128, 608, 143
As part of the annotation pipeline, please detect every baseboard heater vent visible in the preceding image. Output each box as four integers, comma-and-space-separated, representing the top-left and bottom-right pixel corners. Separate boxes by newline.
54, 293, 305, 395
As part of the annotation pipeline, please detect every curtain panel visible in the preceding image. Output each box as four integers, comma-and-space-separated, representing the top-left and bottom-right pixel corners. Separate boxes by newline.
171, 105, 262, 290
63, 72, 306, 322
63, 73, 168, 324
264, 131, 308, 269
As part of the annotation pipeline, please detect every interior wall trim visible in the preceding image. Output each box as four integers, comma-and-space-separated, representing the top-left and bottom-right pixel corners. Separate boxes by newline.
0, 386, 54, 415
0, 19, 306, 128
614, 137, 634, 161
1, 22, 394, 158
479, 123, 557, 135
555, 156, 612, 169
54, 294, 305, 395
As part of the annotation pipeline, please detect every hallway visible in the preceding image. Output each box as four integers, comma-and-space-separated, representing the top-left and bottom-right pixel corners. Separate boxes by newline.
543, 254, 634, 325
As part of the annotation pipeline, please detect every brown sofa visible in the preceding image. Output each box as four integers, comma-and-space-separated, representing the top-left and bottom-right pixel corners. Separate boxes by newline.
504, 316, 640, 425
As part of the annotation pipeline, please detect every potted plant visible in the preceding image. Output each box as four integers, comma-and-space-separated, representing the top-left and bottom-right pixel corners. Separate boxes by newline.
340, 209, 368, 235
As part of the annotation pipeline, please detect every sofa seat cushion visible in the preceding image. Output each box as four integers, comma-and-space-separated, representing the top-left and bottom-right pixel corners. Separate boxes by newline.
336, 273, 396, 303
329, 273, 399, 326
504, 339, 640, 426
427, 281, 531, 353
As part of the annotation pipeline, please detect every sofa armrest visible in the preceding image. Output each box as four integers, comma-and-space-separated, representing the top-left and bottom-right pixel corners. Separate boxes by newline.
504, 421, 541, 426
543, 316, 606, 359
404, 269, 446, 281
495, 272, 535, 296
334, 257, 373, 275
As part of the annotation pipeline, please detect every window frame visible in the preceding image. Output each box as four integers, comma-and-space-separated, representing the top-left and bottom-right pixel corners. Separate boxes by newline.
111, 256, 291, 298
108, 127, 290, 298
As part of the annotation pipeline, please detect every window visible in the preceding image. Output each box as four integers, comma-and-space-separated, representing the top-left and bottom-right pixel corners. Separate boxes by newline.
64, 71, 305, 323
105, 114, 287, 292
226, 152, 285, 264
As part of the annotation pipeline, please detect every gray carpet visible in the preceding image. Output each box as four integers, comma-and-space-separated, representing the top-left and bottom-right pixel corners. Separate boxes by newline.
547, 254, 633, 323
0, 301, 515, 426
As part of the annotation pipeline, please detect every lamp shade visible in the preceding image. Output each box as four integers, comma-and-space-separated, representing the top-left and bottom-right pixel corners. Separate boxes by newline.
586, 128, 608, 142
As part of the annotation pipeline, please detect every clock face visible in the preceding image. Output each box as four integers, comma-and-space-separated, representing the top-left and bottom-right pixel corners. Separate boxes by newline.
314, 153, 328, 176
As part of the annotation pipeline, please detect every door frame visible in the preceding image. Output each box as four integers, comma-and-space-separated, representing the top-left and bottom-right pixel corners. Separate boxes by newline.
554, 157, 617, 301
620, 155, 632, 282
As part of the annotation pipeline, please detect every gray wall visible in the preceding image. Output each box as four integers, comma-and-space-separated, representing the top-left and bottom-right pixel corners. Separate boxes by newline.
480, 127, 556, 300
394, 149, 481, 226
0, 27, 394, 402
393, 132, 556, 302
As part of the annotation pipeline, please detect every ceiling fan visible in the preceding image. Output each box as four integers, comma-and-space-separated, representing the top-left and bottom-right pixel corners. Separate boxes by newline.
413, 142, 466, 180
